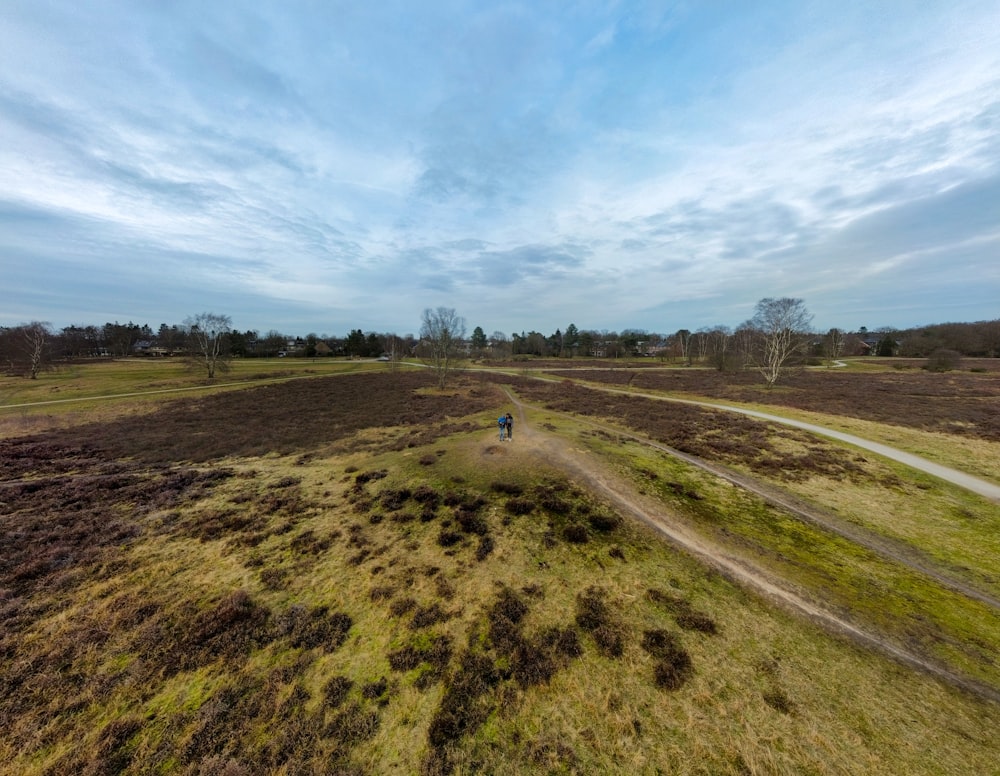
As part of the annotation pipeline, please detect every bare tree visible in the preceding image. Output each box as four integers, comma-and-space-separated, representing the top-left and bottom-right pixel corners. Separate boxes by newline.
749, 297, 813, 387
419, 307, 466, 388
382, 333, 406, 372
824, 327, 846, 365
674, 329, 692, 365
23, 322, 52, 379
705, 325, 737, 371
489, 331, 511, 360
185, 312, 232, 379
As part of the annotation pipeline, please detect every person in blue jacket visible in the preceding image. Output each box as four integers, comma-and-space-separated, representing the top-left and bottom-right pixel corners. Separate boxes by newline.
498, 414, 507, 441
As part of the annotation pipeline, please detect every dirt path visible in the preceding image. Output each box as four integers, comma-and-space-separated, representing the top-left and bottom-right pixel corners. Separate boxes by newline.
595, 384, 1000, 503
501, 391, 1000, 705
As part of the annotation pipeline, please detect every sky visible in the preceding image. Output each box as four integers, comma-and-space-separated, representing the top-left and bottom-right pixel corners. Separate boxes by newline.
2, 1, 999, 338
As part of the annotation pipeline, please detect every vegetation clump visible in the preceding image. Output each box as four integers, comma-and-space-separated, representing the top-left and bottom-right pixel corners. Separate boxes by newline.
648, 588, 719, 634
642, 629, 693, 690
575, 586, 628, 657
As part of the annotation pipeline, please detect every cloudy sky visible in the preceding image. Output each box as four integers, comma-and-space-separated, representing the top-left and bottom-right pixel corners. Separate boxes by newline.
2, 1, 998, 338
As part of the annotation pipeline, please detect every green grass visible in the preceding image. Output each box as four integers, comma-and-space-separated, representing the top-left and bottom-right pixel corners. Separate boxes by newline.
2, 367, 999, 774
0, 357, 406, 427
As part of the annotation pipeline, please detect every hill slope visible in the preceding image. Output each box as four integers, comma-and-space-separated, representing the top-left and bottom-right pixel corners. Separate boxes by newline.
1, 370, 998, 775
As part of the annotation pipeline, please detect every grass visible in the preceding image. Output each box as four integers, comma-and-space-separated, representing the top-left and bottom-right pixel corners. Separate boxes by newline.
1, 364, 999, 774
531, 403, 1000, 685
0, 357, 407, 437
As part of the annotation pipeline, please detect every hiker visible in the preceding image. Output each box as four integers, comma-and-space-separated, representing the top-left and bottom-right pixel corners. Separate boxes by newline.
505, 412, 514, 441
498, 414, 507, 441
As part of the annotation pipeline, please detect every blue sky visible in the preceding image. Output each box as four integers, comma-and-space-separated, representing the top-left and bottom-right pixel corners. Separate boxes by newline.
2, 1, 998, 338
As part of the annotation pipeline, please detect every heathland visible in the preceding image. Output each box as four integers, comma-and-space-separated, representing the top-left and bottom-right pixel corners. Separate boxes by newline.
1, 357, 999, 775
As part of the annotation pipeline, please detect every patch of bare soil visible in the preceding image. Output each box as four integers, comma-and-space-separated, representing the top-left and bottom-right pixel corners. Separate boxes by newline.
500, 392, 1000, 705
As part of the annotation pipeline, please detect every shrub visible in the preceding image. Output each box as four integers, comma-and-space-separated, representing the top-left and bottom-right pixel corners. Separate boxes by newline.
763, 687, 795, 714
504, 497, 535, 516
362, 676, 388, 699
278, 605, 353, 652
409, 603, 451, 630
427, 652, 501, 748
490, 481, 524, 495
562, 524, 589, 544
325, 701, 380, 749
925, 348, 962, 372
575, 586, 627, 658
456, 509, 489, 535
389, 597, 417, 617
436, 529, 462, 548
323, 676, 354, 708
642, 629, 693, 690
380, 487, 412, 510
412, 485, 441, 506
475, 534, 495, 561
587, 512, 621, 532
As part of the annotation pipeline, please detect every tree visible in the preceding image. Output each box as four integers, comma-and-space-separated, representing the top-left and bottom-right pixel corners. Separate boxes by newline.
705, 325, 737, 372
419, 307, 466, 388
563, 323, 580, 357
22, 322, 52, 379
489, 331, 510, 359
749, 297, 813, 387
345, 329, 367, 357
103, 321, 145, 357
876, 330, 898, 357
620, 329, 646, 357
824, 327, 846, 365
260, 330, 287, 357
470, 326, 488, 358
674, 329, 692, 365
185, 312, 232, 379
382, 333, 406, 371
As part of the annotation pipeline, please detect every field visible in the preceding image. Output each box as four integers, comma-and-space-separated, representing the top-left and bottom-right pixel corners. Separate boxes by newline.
1, 359, 999, 775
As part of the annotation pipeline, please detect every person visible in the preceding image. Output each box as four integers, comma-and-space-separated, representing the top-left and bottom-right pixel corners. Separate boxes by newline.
505, 412, 514, 441
498, 414, 507, 441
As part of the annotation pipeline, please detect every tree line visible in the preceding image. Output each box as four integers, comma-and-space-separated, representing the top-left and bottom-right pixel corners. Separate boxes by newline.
3, 301, 998, 383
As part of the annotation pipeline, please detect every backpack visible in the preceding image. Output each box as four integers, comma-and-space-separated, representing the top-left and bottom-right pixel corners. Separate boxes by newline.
498, 416, 506, 425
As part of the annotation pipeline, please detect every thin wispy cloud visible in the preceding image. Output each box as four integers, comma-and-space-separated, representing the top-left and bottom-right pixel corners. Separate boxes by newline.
2, 1, 998, 336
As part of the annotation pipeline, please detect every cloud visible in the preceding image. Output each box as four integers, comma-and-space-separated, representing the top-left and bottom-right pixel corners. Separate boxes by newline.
2, 1, 999, 336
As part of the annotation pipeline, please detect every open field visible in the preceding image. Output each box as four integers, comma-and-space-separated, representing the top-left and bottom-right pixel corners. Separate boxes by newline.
2, 363, 999, 774
538, 363, 1000, 441
0, 358, 402, 438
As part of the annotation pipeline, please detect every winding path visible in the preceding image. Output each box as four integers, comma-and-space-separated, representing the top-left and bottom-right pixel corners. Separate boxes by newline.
577, 382, 1000, 503
501, 388, 1000, 705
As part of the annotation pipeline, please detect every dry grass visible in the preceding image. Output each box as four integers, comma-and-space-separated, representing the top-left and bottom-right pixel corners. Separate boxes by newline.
1, 366, 999, 774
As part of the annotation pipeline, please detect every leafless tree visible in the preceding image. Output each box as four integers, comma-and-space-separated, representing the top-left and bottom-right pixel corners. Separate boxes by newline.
420, 307, 466, 388
489, 331, 511, 360
382, 333, 406, 372
749, 297, 813, 387
824, 327, 846, 365
674, 329, 692, 365
705, 325, 737, 371
21, 322, 52, 379
184, 312, 232, 379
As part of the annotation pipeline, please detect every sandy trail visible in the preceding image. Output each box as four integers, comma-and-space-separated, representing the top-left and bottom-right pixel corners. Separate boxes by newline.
500, 391, 1000, 705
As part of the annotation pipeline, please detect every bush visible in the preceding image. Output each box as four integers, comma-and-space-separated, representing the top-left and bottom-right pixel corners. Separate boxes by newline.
925, 348, 962, 372
562, 524, 589, 544
642, 629, 693, 690
504, 497, 535, 516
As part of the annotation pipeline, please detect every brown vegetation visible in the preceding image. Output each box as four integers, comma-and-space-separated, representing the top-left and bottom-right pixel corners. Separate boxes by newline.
2, 366, 999, 773
545, 367, 1000, 440
515, 378, 873, 481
